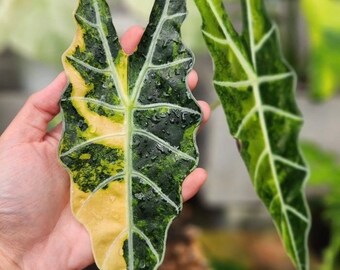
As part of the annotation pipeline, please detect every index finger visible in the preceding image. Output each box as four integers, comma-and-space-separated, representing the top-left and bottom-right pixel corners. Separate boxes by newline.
120, 26, 144, 55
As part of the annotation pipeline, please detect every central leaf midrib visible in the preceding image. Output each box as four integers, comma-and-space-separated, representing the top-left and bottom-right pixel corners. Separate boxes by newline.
125, 103, 134, 270
206, 0, 302, 266
93, 1, 136, 267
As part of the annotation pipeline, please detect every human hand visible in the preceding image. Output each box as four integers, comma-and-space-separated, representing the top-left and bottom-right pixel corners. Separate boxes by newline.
0, 26, 210, 270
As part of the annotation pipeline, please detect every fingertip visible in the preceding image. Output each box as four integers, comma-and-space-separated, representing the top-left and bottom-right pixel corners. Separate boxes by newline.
198, 100, 211, 125
60, 72, 68, 86
182, 168, 208, 202
195, 168, 208, 183
58, 71, 68, 84
187, 70, 198, 91
43, 72, 68, 98
120, 26, 145, 55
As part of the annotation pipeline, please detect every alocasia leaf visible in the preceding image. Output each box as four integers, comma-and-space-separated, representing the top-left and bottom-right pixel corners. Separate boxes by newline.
59, 0, 201, 269
194, 0, 310, 269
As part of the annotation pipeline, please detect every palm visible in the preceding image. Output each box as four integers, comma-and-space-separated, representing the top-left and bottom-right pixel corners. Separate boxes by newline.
0, 134, 93, 269
0, 141, 68, 235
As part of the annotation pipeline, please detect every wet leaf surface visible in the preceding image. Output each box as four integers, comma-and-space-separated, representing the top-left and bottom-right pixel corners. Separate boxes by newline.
59, 0, 201, 269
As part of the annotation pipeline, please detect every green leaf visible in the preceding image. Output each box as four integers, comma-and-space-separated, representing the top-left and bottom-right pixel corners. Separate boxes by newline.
194, 0, 310, 269
300, 0, 340, 101
58, 0, 201, 269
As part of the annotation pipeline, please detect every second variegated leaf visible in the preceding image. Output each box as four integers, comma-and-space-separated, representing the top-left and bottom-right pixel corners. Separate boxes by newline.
194, 0, 311, 269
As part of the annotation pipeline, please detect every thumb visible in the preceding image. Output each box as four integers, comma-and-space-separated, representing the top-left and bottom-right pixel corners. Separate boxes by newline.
3, 73, 68, 144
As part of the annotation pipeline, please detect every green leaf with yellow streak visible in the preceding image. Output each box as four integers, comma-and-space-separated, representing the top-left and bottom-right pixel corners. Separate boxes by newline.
59, 0, 201, 269
194, 0, 310, 269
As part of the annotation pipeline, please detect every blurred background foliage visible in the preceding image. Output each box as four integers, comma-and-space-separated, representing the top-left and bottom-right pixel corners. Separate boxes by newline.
0, 0, 340, 269
300, 0, 340, 101
0, 0, 205, 66
303, 142, 340, 270
0, 0, 76, 65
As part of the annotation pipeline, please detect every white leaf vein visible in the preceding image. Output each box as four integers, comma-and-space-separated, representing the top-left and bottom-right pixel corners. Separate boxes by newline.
254, 149, 268, 187
273, 155, 307, 172
76, 173, 125, 216
133, 227, 160, 263
235, 106, 258, 138
75, 13, 98, 28
202, 30, 229, 45
64, 97, 125, 112
135, 103, 200, 115
134, 129, 196, 162
255, 25, 276, 52
102, 229, 129, 268
213, 72, 294, 88
132, 171, 180, 213
149, 58, 192, 70
286, 206, 309, 223
235, 106, 302, 138
60, 133, 125, 157
263, 105, 302, 121
66, 55, 109, 74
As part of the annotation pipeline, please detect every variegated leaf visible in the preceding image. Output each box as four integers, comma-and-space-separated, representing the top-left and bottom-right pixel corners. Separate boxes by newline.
194, 0, 311, 269
59, 0, 201, 269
